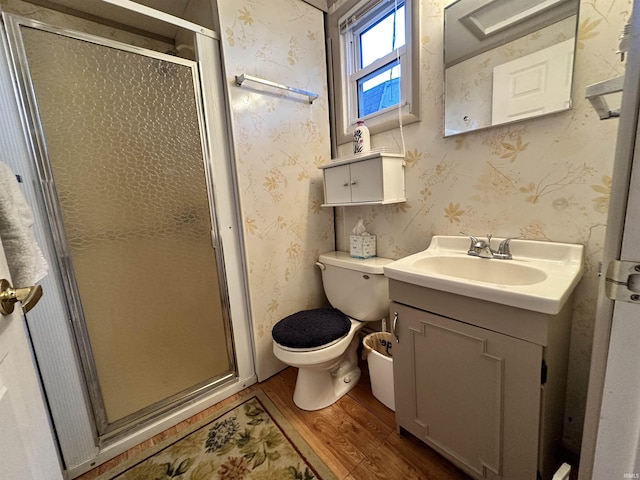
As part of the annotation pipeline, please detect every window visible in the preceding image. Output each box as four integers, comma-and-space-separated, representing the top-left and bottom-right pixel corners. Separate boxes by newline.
329, 0, 419, 146
351, 3, 405, 117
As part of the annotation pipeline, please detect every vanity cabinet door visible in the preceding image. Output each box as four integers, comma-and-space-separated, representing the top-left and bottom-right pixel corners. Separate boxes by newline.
349, 158, 383, 203
392, 302, 543, 480
323, 163, 352, 204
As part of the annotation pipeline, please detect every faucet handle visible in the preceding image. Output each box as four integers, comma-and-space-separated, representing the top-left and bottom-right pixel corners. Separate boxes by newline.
460, 232, 477, 252
495, 238, 515, 260
463, 234, 480, 255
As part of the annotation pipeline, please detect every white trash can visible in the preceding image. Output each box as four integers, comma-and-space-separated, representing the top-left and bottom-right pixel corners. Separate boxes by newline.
362, 332, 395, 411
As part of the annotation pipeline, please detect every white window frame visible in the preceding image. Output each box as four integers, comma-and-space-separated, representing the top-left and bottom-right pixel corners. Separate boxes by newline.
328, 0, 420, 148
345, 1, 407, 122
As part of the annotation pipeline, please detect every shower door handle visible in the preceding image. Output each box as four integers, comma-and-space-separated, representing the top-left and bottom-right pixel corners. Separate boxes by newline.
0, 279, 43, 315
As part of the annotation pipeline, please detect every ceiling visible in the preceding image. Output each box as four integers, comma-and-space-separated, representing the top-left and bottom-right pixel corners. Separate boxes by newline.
29, 0, 197, 40
444, 0, 579, 67
30, 0, 328, 40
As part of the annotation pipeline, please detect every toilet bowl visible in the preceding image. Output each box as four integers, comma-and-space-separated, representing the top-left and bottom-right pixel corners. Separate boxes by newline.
272, 251, 393, 411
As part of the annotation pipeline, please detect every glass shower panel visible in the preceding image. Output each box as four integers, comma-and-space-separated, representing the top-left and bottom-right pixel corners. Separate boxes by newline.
19, 26, 234, 426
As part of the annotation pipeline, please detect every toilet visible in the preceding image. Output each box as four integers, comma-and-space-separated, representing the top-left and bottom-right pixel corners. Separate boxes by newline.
272, 251, 393, 411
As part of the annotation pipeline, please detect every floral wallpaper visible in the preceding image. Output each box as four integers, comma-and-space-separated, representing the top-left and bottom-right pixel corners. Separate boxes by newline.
331, 0, 631, 452
215, 0, 334, 382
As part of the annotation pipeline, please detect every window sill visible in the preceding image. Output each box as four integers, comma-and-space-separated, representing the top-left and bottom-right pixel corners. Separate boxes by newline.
334, 109, 420, 147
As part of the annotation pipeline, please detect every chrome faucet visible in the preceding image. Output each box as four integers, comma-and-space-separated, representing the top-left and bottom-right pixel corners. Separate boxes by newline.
467, 234, 494, 258
466, 235, 514, 260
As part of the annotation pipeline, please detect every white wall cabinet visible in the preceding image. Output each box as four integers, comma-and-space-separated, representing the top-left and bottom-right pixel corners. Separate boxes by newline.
319, 151, 405, 206
389, 280, 573, 480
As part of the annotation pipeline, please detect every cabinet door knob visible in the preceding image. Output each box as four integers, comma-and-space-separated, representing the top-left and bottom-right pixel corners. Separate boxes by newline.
351, 180, 357, 185
343, 182, 349, 187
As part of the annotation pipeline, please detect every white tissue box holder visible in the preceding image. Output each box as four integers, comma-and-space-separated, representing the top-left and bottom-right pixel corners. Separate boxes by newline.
350, 235, 376, 259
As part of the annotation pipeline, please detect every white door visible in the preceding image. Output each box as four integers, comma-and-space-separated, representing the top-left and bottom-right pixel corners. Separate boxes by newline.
0, 238, 62, 480
580, 7, 640, 479
590, 107, 640, 476
492, 38, 574, 125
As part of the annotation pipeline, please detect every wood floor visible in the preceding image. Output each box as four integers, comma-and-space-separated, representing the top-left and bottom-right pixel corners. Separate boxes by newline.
77, 364, 577, 480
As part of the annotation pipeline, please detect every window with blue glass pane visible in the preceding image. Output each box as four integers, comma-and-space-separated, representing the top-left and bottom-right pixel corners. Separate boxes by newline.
355, 3, 405, 118
357, 61, 400, 117
334, 0, 415, 135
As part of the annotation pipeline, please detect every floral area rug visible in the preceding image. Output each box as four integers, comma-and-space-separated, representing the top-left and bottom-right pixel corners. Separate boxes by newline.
98, 390, 336, 480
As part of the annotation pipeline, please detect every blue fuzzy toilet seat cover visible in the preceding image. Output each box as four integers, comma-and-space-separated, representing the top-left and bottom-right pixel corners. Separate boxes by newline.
272, 308, 351, 349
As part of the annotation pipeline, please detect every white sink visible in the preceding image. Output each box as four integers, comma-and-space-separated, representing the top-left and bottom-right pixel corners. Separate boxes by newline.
383, 235, 584, 314
412, 256, 548, 285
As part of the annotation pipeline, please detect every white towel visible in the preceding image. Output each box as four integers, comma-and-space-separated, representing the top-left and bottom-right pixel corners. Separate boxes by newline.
0, 161, 48, 286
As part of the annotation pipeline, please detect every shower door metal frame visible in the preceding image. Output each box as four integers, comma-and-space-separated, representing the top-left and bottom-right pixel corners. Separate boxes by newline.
3, 13, 238, 441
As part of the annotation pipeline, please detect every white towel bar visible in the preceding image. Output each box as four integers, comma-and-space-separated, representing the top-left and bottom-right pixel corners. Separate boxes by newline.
235, 73, 318, 104
586, 75, 624, 120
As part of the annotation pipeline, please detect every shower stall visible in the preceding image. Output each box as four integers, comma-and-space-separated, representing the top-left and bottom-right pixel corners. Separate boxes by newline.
0, 2, 254, 476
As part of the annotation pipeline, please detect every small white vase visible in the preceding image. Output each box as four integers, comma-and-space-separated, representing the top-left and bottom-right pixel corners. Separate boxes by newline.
353, 121, 370, 154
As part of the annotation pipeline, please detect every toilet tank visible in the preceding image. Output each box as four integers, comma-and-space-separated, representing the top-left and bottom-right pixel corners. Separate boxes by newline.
318, 251, 393, 322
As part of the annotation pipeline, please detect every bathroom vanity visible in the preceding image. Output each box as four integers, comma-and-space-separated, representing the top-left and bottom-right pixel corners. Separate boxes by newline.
383, 236, 584, 480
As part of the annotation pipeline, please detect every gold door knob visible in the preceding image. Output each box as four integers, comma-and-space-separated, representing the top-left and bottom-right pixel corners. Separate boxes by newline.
0, 278, 43, 315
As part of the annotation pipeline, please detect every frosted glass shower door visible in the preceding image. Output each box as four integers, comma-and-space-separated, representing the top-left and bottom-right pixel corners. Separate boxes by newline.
16, 25, 234, 432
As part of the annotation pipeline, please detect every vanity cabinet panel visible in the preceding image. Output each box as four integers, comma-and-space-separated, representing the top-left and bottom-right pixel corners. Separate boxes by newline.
392, 301, 543, 480
323, 163, 353, 204
349, 158, 384, 203
319, 152, 405, 206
